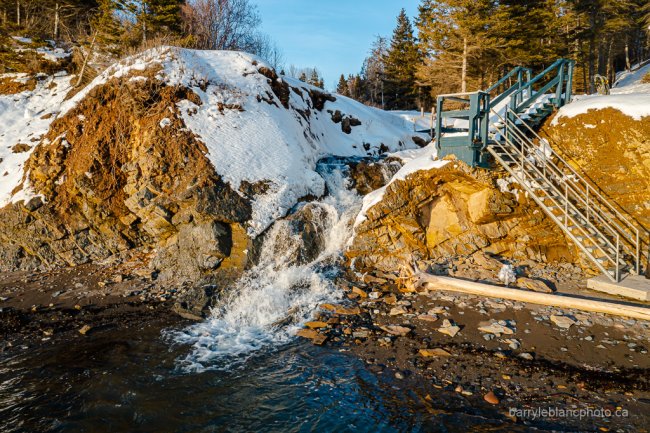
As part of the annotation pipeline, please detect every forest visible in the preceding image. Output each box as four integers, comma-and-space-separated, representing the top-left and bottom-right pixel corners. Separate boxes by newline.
340, 0, 650, 110
1, 1, 649, 109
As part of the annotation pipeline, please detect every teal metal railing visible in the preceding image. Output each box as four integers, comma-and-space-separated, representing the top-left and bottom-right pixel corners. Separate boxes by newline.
435, 59, 575, 168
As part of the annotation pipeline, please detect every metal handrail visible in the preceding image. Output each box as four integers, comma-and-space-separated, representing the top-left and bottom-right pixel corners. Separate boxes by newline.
496, 110, 623, 257
490, 106, 645, 279
487, 141, 621, 280
507, 108, 644, 263
498, 113, 622, 256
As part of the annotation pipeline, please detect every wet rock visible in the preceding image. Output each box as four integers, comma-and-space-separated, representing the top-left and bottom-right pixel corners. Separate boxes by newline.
478, 320, 515, 336
320, 303, 360, 315
352, 287, 368, 298
417, 314, 438, 322
296, 329, 319, 339
516, 277, 553, 293
305, 321, 328, 329
484, 391, 500, 405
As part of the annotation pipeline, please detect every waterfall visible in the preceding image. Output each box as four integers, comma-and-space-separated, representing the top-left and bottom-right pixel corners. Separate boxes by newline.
168, 159, 362, 372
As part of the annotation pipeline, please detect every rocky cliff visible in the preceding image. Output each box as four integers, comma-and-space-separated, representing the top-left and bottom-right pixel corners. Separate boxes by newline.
347, 156, 580, 284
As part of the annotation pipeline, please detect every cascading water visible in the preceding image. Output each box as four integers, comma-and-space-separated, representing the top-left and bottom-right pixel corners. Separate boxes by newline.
168, 158, 364, 371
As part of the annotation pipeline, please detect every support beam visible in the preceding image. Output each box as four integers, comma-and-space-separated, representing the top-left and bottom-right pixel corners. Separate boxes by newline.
416, 273, 650, 321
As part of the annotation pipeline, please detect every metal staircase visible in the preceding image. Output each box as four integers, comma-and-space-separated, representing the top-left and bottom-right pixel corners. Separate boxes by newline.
489, 106, 646, 282
434, 59, 648, 282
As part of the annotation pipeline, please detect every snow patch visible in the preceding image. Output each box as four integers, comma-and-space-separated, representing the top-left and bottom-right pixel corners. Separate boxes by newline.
0, 73, 73, 206
355, 143, 448, 226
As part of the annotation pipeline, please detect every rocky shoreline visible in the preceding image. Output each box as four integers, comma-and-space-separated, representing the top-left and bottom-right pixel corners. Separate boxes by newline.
296, 267, 650, 431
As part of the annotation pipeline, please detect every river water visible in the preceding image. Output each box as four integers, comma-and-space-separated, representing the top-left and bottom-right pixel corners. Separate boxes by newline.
0, 159, 518, 432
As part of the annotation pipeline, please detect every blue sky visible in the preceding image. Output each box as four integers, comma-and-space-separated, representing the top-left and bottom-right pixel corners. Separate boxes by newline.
255, 0, 421, 90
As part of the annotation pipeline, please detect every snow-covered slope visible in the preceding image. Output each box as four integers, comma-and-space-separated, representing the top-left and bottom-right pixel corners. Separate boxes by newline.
0, 72, 73, 205
0, 47, 424, 235
553, 63, 650, 124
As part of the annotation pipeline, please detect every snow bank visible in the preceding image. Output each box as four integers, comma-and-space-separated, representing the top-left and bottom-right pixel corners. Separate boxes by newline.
355, 143, 448, 226
553, 62, 650, 124
2, 47, 424, 236
0, 73, 73, 205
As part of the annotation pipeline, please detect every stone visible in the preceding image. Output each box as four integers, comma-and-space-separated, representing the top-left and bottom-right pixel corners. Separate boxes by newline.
368, 292, 381, 299
296, 329, 319, 339
483, 391, 500, 405
352, 287, 368, 298
383, 295, 397, 305
380, 325, 411, 336
305, 321, 328, 329
419, 348, 452, 358
417, 314, 438, 322
312, 334, 328, 346
438, 319, 461, 338
352, 330, 369, 339
550, 314, 576, 329
389, 306, 408, 316
516, 277, 553, 293
78, 325, 92, 335
518, 352, 534, 361
477, 320, 514, 336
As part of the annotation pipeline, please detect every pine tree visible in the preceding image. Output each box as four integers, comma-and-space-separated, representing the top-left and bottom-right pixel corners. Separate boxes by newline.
384, 9, 421, 109
336, 74, 349, 95
308, 68, 320, 86
318, 78, 324, 89
416, 0, 496, 95
298, 71, 307, 82
93, 0, 124, 48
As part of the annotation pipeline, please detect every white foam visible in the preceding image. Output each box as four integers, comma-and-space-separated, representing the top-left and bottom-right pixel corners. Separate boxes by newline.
167, 164, 360, 372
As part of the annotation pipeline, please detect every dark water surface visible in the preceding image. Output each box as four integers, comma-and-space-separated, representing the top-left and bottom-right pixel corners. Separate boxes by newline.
0, 319, 525, 433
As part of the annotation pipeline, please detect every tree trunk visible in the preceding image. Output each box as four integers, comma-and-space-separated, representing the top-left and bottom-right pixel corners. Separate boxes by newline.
16, 0, 20, 26
141, 1, 147, 45
588, 8, 596, 94
625, 40, 631, 71
461, 37, 467, 93
54, 3, 59, 40
76, 31, 98, 88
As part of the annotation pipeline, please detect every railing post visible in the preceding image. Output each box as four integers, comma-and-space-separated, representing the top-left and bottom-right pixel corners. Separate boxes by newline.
564, 180, 569, 227
616, 234, 620, 282
586, 184, 590, 223
636, 229, 641, 275
556, 61, 565, 106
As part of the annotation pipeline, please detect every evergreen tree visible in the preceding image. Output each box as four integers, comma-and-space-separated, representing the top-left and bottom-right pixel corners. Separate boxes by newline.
318, 78, 324, 89
384, 8, 421, 109
308, 68, 320, 86
298, 71, 307, 82
93, 0, 124, 48
336, 74, 349, 96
